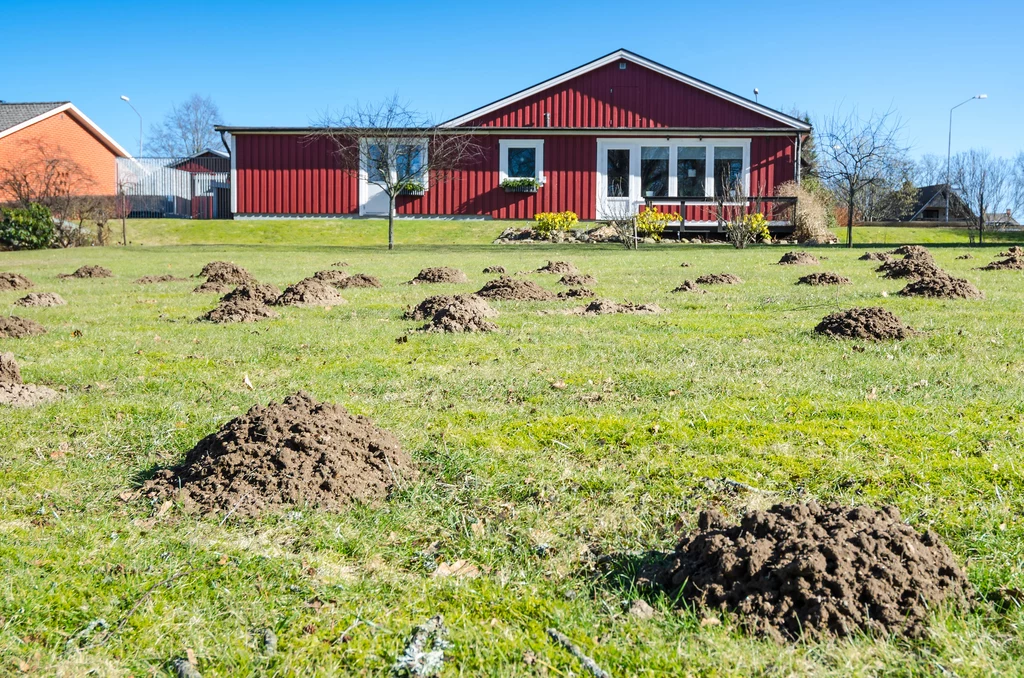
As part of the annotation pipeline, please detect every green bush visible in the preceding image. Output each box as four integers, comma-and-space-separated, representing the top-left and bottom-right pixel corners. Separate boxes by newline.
0, 203, 54, 250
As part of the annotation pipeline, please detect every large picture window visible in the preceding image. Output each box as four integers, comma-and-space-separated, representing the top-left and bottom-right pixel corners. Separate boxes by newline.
507, 148, 535, 178
607, 149, 630, 197
640, 146, 668, 197
677, 146, 706, 198
499, 139, 545, 184
714, 146, 744, 198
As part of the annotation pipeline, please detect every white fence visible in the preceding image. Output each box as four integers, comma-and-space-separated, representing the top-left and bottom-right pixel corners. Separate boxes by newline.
116, 156, 230, 219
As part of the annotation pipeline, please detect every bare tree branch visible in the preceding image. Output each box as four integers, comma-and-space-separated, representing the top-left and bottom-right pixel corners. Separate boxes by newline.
148, 95, 224, 156
951, 149, 1010, 244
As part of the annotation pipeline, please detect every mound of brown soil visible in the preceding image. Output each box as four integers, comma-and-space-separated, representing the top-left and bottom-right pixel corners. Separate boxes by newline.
58, 265, 113, 279
558, 273, 596, 286
135, 275, 186, 284
979, 255, 1024, 271
482, 265, 506, 274
778, 251, 819, 265
141, 392, 418, 517
815, 306, 915, 340
419, 295, 498, 333
899, 275, 983, 300
998, 246, 1023, 257
194, 262, 255, 293
199, 297, 278, 323
859, 252, 893, 262
877, 258, 945, 280
334, 273, 382, 288
579, 299, 663, 315
0, 316, 46, 339
404, 295, 461, 320
0, 353, 58, 407
275, 278, 347, 307
557, 288, 596, 300
671, 280, 707, 294
654, 502, 970, 642
888, 245, 934, 261
0, 272, 34, 291
696, 273, 743, 285
796, 272, 851, 286
312, 269, 351, 286
406, 267, 469, 285
476, 276, 555, 301
955, 254, 974, 260
536, 260, 578, 274
221, 282, 282, 305
15, 293, 66, 307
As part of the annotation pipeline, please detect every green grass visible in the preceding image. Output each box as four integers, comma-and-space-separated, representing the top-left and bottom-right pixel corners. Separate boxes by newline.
2, 232, 1024, 676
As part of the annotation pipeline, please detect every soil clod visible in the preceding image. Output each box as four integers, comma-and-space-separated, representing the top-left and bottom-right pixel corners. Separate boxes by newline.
653, 502, 971, 642
58, 265, 112, 279
671, 280, 707, 294
141, 391, 417, 517
406, 267, 469, 285
482, 266, 505, 274
557, 288, 596, 300
815, 306, 915, 340
536, 261, 578, 274
859, 252, 893, 262
135, 275, 186, 284
578, 299, 663, 315
696, 273, 743, 285
558, 273, 596, 286
15, 292, 66, 307
0, 272, 34, 291
475, 276, 555, 301
778, 251, 820, 265
0, 315, 46, 338
796, 272, 851, 286
274, 278, 346, 307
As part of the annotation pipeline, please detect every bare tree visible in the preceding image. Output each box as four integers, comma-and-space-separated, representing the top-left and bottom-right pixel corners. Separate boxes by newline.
148, 94, 224, 157
914, 153, 947, 187
1012, 151, 1024, 218
818, 108, 910, 247
312, 95, 482, 250
950, 150, 1010, 244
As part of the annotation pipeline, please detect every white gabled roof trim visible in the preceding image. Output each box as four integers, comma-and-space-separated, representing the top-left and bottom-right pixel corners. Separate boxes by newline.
442, 49, 811, 132
0, 102, 132, 158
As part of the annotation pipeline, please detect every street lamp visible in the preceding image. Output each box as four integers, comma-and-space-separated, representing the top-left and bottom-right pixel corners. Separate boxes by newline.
945, 94, 987, 222
120, 95, 142, 157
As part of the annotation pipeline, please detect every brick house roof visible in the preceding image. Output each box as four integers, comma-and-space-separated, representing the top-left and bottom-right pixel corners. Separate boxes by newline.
0, 102, 69, 133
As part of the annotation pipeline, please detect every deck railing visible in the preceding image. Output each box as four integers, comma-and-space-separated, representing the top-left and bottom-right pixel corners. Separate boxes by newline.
642, 196, 798, 231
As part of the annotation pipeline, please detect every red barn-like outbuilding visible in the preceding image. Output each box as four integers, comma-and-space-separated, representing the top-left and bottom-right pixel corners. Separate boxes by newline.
217, 50, 810, 228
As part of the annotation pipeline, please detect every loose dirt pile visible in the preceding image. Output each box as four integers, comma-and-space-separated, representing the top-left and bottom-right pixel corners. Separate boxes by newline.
135, 275, 187, 284
778, 251, 820, 265
877, 258, 944, 280
671, 280, 707, 294
406, 267, 469, 284
979, 255, 1024, 271
221, 282, 282, 305
199, 296, 278, 323
475, 276, 555, 301
141, 391, 418, 517
899, 275, 983, 300
404, 295, 462, 320
998, 246, 1023, 257
482, 266, 506, 274
275, 278, 347, 307
194, 261, 256, 293
0, 353, 58, 407
577, 299, 663, 315
15, 293, 66, 307
332, 261, 350, 267
815, 306, 915, 340
58, 265, 113, 279
0, 272, 34, 291
859, 252, 893, 262
334, 273, 382, 288
955, 254, 974, 260
696, 273, 743, 285
418, 295, 498, 333
536, 261, 578, 274
0, 316, 46, 339
558, 273, 596, 286
312, 269, 351, 285
653, 502, 970, 642
796, 272, 851, 286
888, 245, 934, 261
556, 288, 596, 299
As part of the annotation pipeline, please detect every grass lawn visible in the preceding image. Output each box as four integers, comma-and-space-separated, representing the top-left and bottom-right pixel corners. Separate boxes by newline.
2, 232, 1024, 676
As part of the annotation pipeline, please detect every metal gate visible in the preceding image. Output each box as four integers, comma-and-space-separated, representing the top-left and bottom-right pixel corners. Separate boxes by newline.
116, 155, 230, 219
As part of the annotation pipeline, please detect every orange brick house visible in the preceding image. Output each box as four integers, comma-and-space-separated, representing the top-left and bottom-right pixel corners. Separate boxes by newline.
0, 102, 130, 201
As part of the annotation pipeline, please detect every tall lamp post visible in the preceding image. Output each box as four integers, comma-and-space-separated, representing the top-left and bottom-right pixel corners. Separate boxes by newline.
945, 94, 987, 222
120, 95, 142, 157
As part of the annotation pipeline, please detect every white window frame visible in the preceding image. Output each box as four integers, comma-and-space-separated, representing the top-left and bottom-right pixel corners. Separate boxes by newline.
595, 138, 751, 219
358, 138, 429, 215
499, 139, 545, 185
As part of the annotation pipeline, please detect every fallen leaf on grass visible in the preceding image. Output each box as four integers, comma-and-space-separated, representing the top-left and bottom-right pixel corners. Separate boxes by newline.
550, 380, 567, 390
431, 560, 482, 579
155, 500, 172, 517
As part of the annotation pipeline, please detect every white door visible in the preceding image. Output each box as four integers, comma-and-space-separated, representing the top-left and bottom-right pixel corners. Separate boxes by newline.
596, 143, 640, 220
362, 143, 390, 216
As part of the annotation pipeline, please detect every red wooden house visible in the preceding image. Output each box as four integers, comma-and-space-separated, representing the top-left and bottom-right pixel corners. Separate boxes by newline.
217, 49, 810, 230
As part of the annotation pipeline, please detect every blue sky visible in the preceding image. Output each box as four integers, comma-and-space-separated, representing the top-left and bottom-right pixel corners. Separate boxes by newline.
4, 0, 1021, 160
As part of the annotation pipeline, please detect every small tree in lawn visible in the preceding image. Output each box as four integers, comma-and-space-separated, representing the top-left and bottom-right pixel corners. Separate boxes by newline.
818, 108, 910, 247
951, 149, 1010, 245
312, 96, 482, 250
